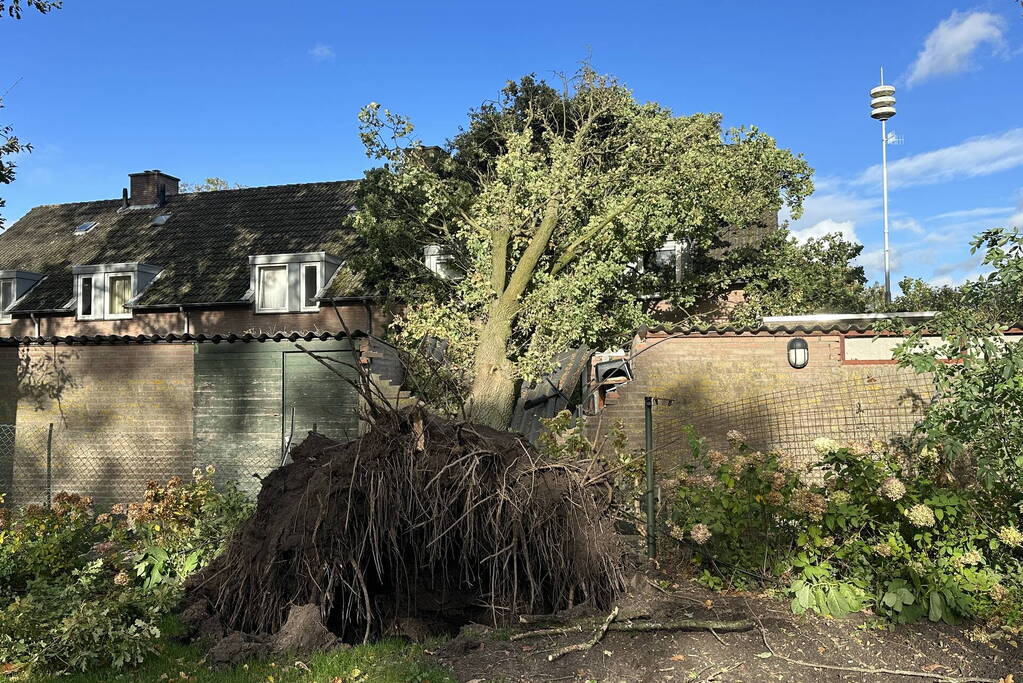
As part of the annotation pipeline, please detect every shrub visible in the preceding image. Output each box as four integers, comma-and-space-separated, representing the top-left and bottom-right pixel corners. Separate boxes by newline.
670, 435, 1023, 625
0, 561, 165, 674
0, 467, 254, 675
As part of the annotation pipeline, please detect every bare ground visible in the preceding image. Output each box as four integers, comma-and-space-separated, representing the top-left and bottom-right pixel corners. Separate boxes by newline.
431, 580, 1021, 682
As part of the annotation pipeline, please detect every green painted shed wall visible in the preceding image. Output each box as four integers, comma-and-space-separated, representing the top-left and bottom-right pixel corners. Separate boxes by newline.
193, 340, 360, 487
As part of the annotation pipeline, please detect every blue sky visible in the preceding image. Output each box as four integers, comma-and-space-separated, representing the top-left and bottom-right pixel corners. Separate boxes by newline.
2, 1, 1021, 290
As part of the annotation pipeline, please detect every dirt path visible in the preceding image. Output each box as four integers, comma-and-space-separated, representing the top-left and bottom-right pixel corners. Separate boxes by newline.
433, 582, 1020, 682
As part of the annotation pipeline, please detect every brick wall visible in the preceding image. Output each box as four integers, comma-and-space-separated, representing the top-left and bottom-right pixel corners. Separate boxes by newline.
11, 345, 194, 505
0, 303, 389, 338
592, 332, 934, 472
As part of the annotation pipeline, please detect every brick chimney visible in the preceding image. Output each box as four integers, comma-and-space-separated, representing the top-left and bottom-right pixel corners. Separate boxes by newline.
127, 170, 179, 207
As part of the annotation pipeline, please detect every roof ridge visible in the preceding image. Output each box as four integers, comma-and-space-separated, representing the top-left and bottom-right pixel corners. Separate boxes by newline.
176, 178, 360, 197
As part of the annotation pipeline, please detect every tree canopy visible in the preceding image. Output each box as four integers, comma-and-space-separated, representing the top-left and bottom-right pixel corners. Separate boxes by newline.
354, 67, 814, 428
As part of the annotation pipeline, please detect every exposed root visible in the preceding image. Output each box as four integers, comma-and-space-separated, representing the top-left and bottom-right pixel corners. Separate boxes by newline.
182, 408, 626, 641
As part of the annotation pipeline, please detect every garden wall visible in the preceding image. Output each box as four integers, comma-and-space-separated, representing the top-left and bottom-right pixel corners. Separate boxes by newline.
592, 329, 941, 472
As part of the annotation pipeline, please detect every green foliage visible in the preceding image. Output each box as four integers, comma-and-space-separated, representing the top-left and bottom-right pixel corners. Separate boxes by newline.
0, 468, 253, 676
0, 561, 165, 674
539, 410, 644, 520
670, 436, 1022, 625
0, 0, 60, 19
35, 633, 455, 683
722, 231, 869, 326
179, 177, 245, 193
355, 65, 813, 425
890, 227, 1023, 495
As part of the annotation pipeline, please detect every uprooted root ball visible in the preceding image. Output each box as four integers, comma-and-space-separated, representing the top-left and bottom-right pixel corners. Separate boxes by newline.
182, 408, 625, 642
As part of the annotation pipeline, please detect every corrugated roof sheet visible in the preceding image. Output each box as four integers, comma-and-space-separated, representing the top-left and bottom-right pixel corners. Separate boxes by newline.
639, 322, 1023, 337
0, 180, 365, 313
0, 330, 366, 346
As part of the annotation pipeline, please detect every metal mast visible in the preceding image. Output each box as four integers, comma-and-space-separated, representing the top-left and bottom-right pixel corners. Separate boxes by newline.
870, 68, 897, 303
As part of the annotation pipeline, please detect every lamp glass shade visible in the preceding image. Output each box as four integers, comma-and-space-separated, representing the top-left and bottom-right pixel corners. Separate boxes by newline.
787, 338, 809, 369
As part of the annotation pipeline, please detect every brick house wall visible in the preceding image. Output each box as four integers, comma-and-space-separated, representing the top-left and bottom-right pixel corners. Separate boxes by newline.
591, 331, 936, 473
12, 344, 195, 505
1, 303, 388, 338
1, 335, 371, 505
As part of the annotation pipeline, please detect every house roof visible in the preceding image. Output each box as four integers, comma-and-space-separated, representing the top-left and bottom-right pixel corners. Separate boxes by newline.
0, 329, 367, 347
0, 180, 366, 313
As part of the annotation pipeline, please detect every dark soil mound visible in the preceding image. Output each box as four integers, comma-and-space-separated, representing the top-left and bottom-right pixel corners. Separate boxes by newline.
182, 408, 625, 642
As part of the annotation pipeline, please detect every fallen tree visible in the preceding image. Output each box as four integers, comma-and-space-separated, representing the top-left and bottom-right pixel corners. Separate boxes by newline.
182, 406, 627, 642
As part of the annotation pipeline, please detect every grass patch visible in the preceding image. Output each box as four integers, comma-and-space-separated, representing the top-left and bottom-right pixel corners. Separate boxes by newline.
24, 619, 454, 683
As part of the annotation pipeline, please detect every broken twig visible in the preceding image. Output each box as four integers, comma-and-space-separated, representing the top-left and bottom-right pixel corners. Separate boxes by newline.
547, 606, 618, 661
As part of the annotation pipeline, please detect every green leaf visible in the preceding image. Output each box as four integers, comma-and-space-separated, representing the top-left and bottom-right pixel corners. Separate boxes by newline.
928, 592, 944, 623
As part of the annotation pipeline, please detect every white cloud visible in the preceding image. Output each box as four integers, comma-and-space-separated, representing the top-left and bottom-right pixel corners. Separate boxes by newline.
1008, 208, 1023, 229
790, 192, 877, 228
930, 206, 1014, 221
789, 218, 859, 244
929, 270, 988, 288
856, 247, 902, 273
308, 43, 335, 62
892, 217, 924, 234
856, 128, 1023, 189
906, 10, 1007, 86
934, 254, 984, 277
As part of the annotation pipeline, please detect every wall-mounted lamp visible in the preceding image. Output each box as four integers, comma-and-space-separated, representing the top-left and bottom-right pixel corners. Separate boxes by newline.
787, 338, 809, 369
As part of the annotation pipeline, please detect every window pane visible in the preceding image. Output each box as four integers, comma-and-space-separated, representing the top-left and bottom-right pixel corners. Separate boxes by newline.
303, 265, 318, 308
259, 266, 287, 310
108, 275, 132, 315
0, 280, 12, 312
81, 277, 93, 316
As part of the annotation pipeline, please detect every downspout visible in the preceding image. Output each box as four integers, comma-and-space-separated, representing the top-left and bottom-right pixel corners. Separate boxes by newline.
30, 313, 40, 338
179, 306, 190, 335
363, 300, 373, 336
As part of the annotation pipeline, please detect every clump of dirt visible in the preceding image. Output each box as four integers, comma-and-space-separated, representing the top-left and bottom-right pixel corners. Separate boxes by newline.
182, 407, 625, 643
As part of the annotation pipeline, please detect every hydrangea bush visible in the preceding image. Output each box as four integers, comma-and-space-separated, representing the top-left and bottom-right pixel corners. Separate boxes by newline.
0, 467, 253, 675
670, 434, 1023, 627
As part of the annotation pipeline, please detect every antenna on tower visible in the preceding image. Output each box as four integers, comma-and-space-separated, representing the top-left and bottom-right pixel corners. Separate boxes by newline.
885, 131, 904, 145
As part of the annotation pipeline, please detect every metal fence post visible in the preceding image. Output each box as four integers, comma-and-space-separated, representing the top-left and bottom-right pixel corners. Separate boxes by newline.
644, 397, 656, 559
46, 423, 53, 508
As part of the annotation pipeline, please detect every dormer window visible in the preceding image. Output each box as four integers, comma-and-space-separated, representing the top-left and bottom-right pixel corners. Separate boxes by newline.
249, 252, 339, 314
0, 270, 44, 323
0, 280, 12, 319
424, 244, 462, 280
73, 263, 160, 321
255, 265, 288, 313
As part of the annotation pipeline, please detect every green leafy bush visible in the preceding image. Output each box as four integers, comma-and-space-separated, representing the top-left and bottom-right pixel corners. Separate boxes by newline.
0, 467, 253, 675
670, 434, 1022, 626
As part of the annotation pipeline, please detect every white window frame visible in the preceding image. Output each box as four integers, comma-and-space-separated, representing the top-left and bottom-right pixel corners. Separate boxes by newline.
104, 272, 134, 320
255, 264, 289, 314
0, 279, 13, 322
300, 262, 320, 312
78, 275, 97, 320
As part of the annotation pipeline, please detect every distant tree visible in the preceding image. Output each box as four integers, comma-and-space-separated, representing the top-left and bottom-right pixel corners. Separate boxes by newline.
0, 0, 60, 19
179, 177, 244, 193
355, 67, 813, 429
721, 230, 869, 326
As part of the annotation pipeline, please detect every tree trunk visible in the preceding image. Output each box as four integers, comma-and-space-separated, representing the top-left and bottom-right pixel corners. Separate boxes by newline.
467, 303, 518, 429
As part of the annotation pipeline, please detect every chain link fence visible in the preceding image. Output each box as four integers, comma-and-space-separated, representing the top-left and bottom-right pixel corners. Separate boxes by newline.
650, 372, 936, 473
0, 423, 282, 508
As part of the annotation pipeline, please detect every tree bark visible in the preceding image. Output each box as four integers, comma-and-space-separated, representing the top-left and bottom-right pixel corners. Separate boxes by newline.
467, 199, 562, 430
467, 300, 518, 429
